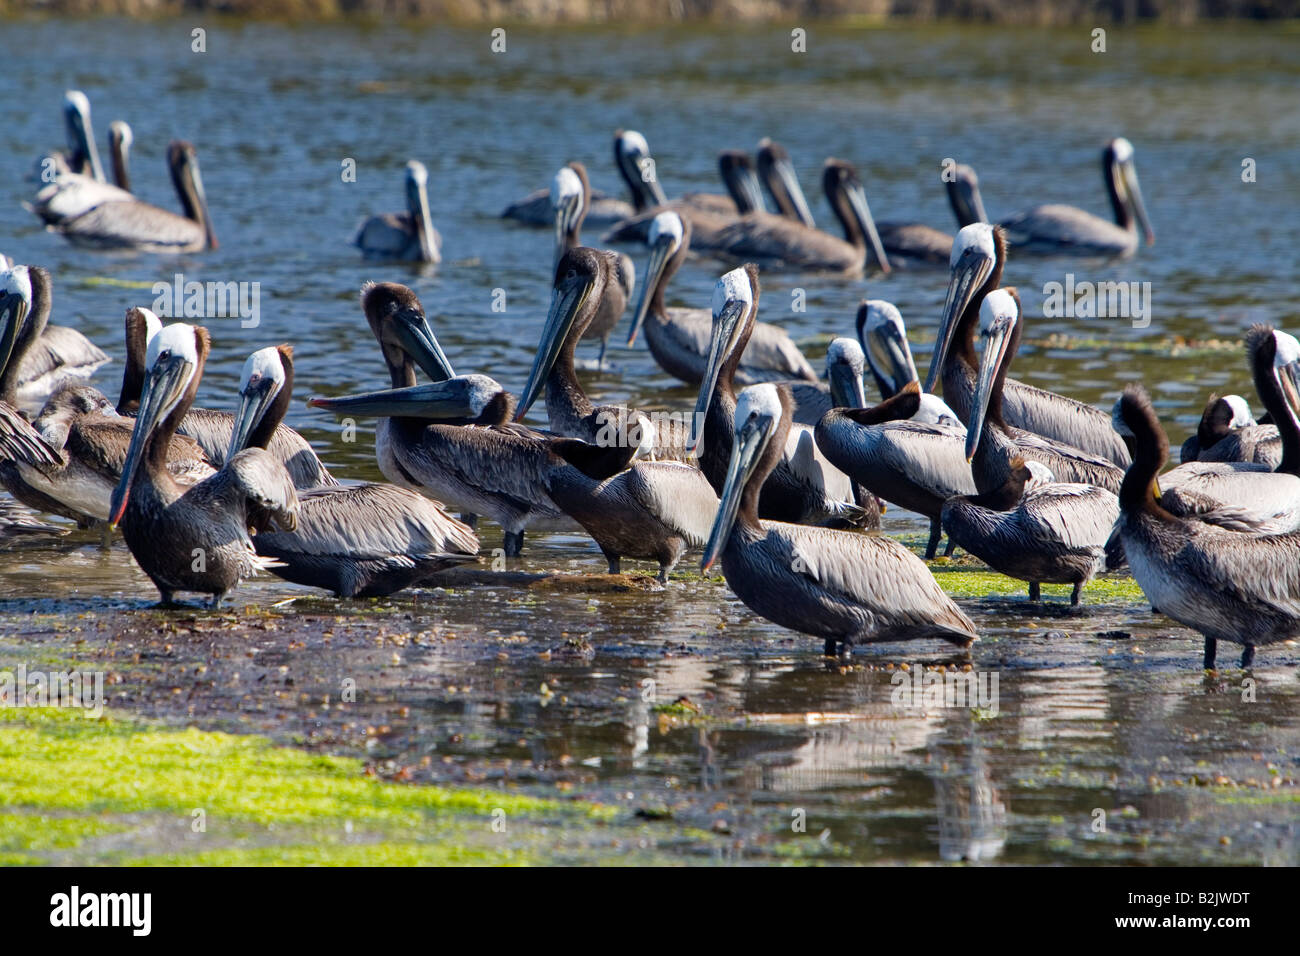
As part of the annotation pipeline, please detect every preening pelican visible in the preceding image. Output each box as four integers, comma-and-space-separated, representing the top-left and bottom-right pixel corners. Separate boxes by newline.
355, 160, 441, 263
927, 223, 1133, 468
702, 383, 978, 656
962, 139, 1155, 257
551, 162, 635, 369
109, 324, 298, 606
227, 345, 479, 597
756, 138, 815, 228
1181, 394, 1279, 468
942, 288, 1120, 604
706, 160, 891, 275
515, 246, 689, 460
49, 141, 217, 253
626, 211, 817, 386
117, 306, 335, 489
691, 266, 873, 529
1115, 384, 1300, 668
0, 265, 109, 415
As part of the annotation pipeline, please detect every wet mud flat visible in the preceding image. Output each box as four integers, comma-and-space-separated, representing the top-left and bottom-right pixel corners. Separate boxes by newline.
1, 532, 1297, 865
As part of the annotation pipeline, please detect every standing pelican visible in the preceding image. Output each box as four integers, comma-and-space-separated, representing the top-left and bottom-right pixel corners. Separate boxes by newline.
707, 160, 891, 275
49, 141, 217, 253
227, 345, 479, 597
110, 324, 297, 606
961, 140, 1155, 257
551, 161, 635, 369
1115, 384, 1300, 668
690, 266, 873, 529
515, 246, 689, 459
626, 211, 817, 386
942, 288, 1120, 604
756, 139, 816, 228
355, 160, 441, 263
927, 223, 1133, 467
116, 306, 335, 489
702, 383, 978, 656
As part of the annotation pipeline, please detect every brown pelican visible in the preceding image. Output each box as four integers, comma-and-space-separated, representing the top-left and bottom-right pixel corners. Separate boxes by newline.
963, 139, 1155, 257
625, 211, 817, 386
1181, 394, 1280, 467
551, 161, 636, 370
61, 90, 105, 182
1115, 384, 1300, 668
945, 163, 989, 229
702, 382, 978, 656
515, 246, 689, 459
756, 139, 815, 228
544, 435, 718, 581
0, 265, 110, 415
706, 160, 891, 276
926, 223, 1133, 467
354, 160, 440, 263
690, 266, 873, 529
501, 129, 651, 227
600, 148, 766, 247
942, 288, 1120, 604
49, 141, 217, 253
116, 306, 335, 489
226, 345, 479, 597
789, 300, 919, 426
789, 337, 870, 428
29, 94, 135, 225
1113, 327, 1300, 532
816, 380, 973, 559
110, 323, 298, 606
108, 121, 132, 192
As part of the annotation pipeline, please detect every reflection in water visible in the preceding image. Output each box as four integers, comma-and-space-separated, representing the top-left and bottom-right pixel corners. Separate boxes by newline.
935, 734, 1007, 863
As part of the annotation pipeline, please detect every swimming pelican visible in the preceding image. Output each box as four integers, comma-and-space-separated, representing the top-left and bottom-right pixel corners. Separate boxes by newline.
962, 139, 1155, 257
756, 138, 815, 228
1113, 326, 1300, 532
29, 93, 135, 225
516, 246, 689, 459
926, 223, 1133, 467
702, 382, 978, 656
706, 160, 891, 275
1115, 384, 1300, 668
61, 90, 105, 182
354, 160, 440, 263
49, 141, 217, 253
625, 211, 817, 386
815, 380, 972, 559
942, 288, 1120, 604
108, 120, 132, 192
690, 266, 873, 529
945, 163, 988, 229
110, 323, 298, 606
226, 345, 479, 597
551, 162, 636, 369
116, 306, 335, 489
1181, 394, 1279, 467
501, 130, 637, 227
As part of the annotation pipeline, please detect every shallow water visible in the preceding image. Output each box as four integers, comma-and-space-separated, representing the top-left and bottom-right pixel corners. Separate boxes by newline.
0, 20, 1298, 864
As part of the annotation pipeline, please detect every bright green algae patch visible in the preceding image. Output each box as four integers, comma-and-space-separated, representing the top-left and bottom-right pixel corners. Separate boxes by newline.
0, 707, 726, 865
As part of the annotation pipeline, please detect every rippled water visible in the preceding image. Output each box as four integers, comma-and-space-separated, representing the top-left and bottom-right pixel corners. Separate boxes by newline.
1, 20, 1298, 864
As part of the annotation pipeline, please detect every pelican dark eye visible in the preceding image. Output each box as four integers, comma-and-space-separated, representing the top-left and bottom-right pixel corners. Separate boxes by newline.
158, 349, 171, 361
566, 269, 577, 281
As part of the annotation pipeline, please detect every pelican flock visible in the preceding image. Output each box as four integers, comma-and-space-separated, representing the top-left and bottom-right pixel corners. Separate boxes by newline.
5, 82, 1296, 674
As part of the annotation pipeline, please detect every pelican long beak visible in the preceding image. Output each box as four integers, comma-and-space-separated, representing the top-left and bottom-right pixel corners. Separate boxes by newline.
226, 376, 281, 461
827, 358, 868, 410
626, 234, 673, 347
552, 195, 583, 267
1120, 159, 1155, 246
183, 153, 219, 252
110, 352, 195, 528
0, 290, 30, 379
770, 155, 815, 229
701, 411, 772, 572
308, 379, 485, 420
408, 173, 440, 264
514, 275, 592, 421
733, 165, 766, 218
925, 247, 994, 393
964, 319, 1015, 462
688, 298, 747, 456
863, 320, 917, 400
845, 180, 891, 274
393, 307, 456, 383
1276, 356, 1300, 431
64, 94, 104, 183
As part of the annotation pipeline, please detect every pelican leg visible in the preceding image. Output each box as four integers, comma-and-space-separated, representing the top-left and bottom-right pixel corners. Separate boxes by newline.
602, 550, 621, 575
1070, 582, 1082, 606
503, 530, 524, 557
98, 521, 112, 550
1241, 644, 1255, 668
942, 536, 956, 558
210, 592, 224, 610
1029, 581, 1041, 602
925, 519, 942, 560
1203, 637, 1217, 670
823, 638, 837, 657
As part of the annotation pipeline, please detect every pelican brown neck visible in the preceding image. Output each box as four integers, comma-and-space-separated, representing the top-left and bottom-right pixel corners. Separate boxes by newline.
549, 436, 637, 482
1117, 389, 1169, 515
169, 141, 218, 250
840, 380, 922, 426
